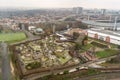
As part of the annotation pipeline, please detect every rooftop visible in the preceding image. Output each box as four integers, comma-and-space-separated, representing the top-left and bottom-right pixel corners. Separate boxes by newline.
82, 20, 120, 28
36, 28, 43, 32
88, 29, 120, 40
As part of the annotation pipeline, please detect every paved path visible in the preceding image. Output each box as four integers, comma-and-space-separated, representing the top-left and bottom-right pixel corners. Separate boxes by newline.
1, 42, 11, 80
74, 72, 120, 80
23, 30, 37, 39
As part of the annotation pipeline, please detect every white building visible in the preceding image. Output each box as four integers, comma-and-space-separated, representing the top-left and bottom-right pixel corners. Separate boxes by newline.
87, 29, 120, 45
28, 26, 36, 31
82, 19, 120, 45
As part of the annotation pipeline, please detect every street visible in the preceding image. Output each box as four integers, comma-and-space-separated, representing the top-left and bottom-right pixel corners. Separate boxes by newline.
1, 42, 11, 80
74, 72, 120, 80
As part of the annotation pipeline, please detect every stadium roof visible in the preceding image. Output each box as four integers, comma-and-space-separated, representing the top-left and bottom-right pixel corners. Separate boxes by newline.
88, 29, 120, 40
82, 20, 120, 28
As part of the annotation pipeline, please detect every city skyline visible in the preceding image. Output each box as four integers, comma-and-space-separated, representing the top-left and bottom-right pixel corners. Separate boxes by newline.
0, 0, 120, 9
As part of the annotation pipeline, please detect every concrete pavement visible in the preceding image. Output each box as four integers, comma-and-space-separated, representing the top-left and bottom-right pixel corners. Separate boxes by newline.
75, 72, 120, 80
1, 42, 11, 80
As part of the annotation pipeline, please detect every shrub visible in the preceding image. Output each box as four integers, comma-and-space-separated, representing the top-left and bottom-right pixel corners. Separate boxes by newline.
26, 62, 41, 70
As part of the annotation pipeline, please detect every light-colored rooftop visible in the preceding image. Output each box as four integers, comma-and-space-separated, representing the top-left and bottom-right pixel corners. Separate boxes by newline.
88, 29, 120, 40
82, 20, 120, 28
36, 28, 43, 32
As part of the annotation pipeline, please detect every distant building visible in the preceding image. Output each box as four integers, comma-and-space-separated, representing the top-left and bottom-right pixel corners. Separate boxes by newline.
28, 26, 36, 31
64, 28, 87, 36
73, 7, 83, 14
11, 23, 20, 30
31, 28, 44, 35
101, 9, 106, 15
82, 20, 120, 30
35, 28, 44, 33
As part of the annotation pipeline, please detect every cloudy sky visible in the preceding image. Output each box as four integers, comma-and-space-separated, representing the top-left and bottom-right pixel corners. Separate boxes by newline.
0, 0, 119, 9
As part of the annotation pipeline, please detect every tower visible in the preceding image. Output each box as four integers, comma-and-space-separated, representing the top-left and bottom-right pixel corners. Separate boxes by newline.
113, 16, 118, 31
66, 24, 69, 29
101, 9, 106, 15
53, 24, 55, 34
87, 15, 90, 21
20, 23, 25, 30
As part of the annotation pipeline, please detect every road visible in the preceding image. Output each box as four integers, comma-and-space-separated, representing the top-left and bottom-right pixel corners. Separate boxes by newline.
23, 30, 37, 40
1, 42, 11, 80
74, 72, 120, 80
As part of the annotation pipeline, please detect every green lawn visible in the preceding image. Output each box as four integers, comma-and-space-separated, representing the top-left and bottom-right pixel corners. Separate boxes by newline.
59, 57, 69, 64
96, 49, 120, 58
59, 52, 72, 65
79, 44, 93, 53
81, 44, 93, 51
0, 32, 26, 43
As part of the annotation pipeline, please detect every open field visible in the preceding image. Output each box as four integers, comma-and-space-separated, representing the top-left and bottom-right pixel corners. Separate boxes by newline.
96, 49, 120, 58
0, 32, 26, 43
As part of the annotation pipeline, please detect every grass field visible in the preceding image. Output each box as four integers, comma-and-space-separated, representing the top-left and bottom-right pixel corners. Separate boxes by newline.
0, 32, 26, 43
81, 44, 93, 51
96, 49, 120, 58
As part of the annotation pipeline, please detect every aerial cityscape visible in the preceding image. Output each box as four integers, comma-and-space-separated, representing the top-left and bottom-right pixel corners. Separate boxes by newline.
0, 0, 120, 80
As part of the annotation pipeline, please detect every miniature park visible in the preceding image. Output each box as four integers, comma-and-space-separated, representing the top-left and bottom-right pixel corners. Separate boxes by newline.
0, 25, 119, 80
9, 28, 120, 80
0, 7, 120, 80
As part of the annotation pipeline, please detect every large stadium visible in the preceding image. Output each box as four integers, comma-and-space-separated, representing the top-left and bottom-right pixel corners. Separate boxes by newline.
82, 19, 120, 45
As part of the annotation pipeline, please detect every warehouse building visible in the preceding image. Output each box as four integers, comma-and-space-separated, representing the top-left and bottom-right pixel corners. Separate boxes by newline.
87, 29, 120, 45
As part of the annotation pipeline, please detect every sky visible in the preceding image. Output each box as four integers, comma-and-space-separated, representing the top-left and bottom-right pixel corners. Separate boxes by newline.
0, 0, 119, 9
